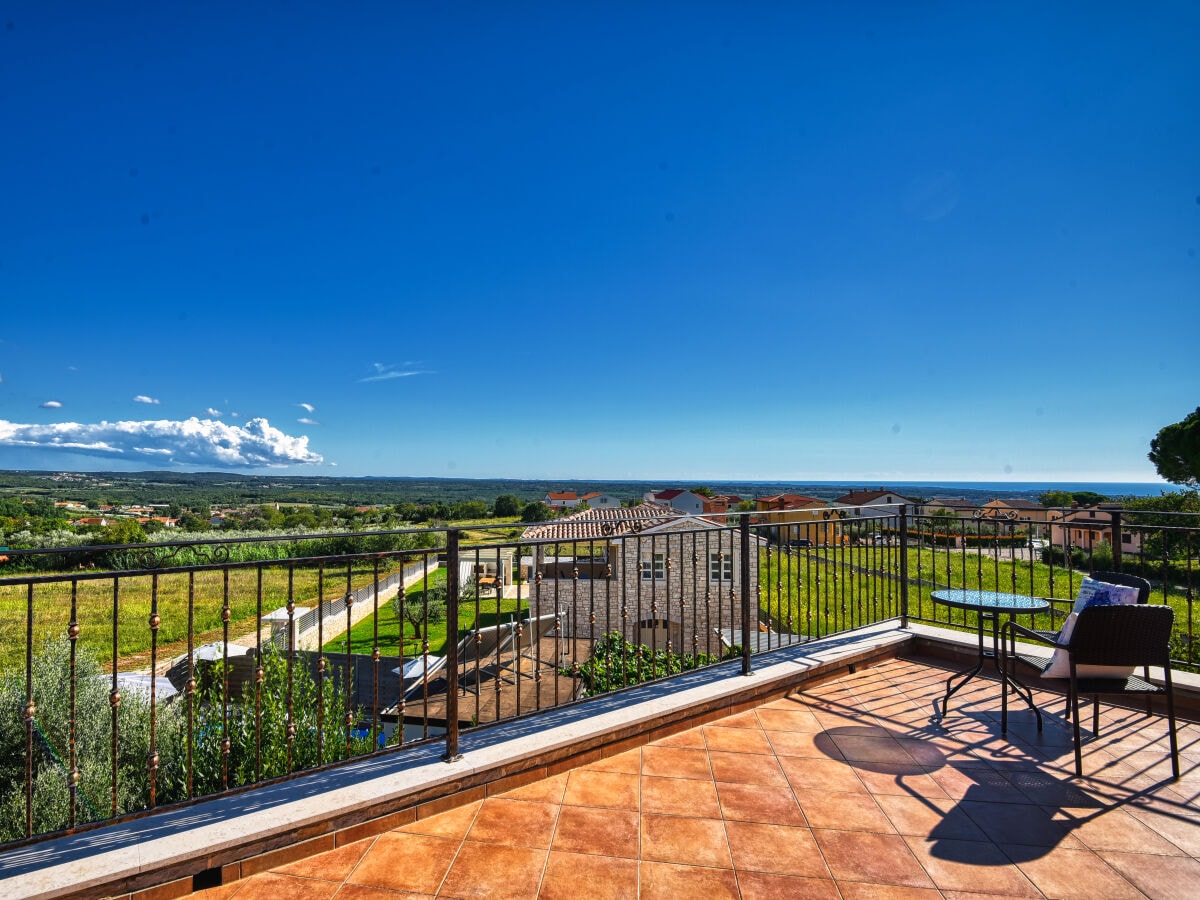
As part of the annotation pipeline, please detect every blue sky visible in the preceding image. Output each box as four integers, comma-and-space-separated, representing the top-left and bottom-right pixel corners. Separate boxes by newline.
0, 3, 1196, 484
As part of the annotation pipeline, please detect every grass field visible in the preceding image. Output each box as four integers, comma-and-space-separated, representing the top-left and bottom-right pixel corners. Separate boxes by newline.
0, 561, 399, 674
323, 568, 529, 657
760, 545, 1196, 659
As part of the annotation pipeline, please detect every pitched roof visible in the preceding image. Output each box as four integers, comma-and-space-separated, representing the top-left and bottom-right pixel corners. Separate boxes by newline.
757, 493, 824, 509
521, 503, 680, 542
988, 498, 1042, 510
652, 489, 688, 500
835, 489, 912, 505
546, 491, 578, 501
925, 497, 976, 509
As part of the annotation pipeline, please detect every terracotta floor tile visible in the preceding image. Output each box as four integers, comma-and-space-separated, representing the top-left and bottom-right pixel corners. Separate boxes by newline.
1005, 845, 1143, 900
813, 711, 887, 734
334, 886, 435, 900
640, 812, 731, 868
792, 788, 895, 832
765, 729, 837, 759
270, 837, 372, 882
465, 797, 559, 848
718, 709, 762, 729
724, 820, 828, 878
639, 745, 713, 780
638, 860, 740, 900
959, 799, 1077, 848
851, 764, 949, 798
778, 755, 866, 793
715, 780, 807, 826
561, 769, 640, 809
835, 882, 944, 900
702, 724, 774, 754
1124, 802, 1200, 855
651, 728, 707, 749
928, 766, 1021, 803
400, 800, 482, 839
828, 734, 918, 766
873, 794, 987, 841
1056, 804, 1187, 855
901, 836, 1040, 897
1003, 770, 1104, 807
1099, 850, 1200, 900
495, 773, 567, 804
586, 748, 641, 773
437, 841, 546, 900
223, 872, 339, 899
538, 851, 638, 900
895, 736, 984, 768
641, 774, 721, 818
812, 829, 935, 889
735, 870, 840, 899
550, 805, 639, 858
755, 706, 823, 733
154, 656, 1200, 900
708, 749, 788, 786
347, 831, 460, 894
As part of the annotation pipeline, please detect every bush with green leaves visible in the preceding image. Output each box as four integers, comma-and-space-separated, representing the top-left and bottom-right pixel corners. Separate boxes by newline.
0, 638, 374, 844
0, 636, 163, 843
157, 645, 374, 801
573, 632, 740, 695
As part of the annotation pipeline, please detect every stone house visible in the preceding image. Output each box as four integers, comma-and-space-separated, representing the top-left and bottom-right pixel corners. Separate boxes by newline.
521, 503, 758, 657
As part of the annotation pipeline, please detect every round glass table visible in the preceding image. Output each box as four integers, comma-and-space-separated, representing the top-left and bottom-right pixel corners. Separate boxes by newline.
930, 589, 1051, 716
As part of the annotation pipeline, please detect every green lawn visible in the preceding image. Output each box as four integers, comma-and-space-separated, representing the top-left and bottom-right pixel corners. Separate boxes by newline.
323, 569, 529, 657
760, 545, 1198, 667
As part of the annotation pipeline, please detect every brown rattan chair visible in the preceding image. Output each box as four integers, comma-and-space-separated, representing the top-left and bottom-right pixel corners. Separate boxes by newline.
1009, 603, 1179, 779
1003, 572, 1153, 724
1005, 571, 1151, 673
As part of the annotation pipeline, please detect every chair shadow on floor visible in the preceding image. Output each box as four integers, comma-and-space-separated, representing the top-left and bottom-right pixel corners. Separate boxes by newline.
813, 684, 1190, 866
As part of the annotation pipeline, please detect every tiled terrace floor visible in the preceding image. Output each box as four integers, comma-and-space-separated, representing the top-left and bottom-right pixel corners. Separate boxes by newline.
196, 654, 1200, 899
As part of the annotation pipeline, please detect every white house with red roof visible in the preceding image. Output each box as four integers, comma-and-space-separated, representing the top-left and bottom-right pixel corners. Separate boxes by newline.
544, 490, 622, 509
833, 488, 919, 519
641, 488, 708, 516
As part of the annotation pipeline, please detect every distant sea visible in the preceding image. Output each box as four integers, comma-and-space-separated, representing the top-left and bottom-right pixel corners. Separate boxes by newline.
651, 480, 1176, 504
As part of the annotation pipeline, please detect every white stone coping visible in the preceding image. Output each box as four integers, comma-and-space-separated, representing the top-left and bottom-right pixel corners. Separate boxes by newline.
0, 620, 907, 899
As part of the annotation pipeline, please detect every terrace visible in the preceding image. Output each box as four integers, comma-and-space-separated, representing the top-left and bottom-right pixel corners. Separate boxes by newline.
0, 504, 1198, 898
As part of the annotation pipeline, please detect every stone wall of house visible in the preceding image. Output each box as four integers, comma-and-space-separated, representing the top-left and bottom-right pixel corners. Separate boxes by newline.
527, 522, 758, 657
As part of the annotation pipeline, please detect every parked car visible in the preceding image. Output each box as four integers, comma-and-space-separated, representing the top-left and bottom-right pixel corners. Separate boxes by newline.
1029, 538, 1047, 552
789, 538, 812, 548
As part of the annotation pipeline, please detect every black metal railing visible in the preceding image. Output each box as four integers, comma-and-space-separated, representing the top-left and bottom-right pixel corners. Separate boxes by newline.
1, 500, 1197, 847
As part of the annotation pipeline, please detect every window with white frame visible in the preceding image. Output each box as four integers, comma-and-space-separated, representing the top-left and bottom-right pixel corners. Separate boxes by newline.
709, 550, 732, 581
641, 552, 665, 580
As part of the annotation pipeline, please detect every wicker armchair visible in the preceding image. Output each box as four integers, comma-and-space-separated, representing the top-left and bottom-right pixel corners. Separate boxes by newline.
1006, 603, 1179, 779
1005, 571, 1150, 674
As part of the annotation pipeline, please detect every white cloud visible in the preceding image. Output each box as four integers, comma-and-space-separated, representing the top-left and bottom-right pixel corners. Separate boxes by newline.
0, 416, 323, 468
358, 362, 431, 383
297, 402, 315, 413
205, 407, 222, 417
297, 417, 320, 426
41, 400, 62, 409
133, 395, 160, 405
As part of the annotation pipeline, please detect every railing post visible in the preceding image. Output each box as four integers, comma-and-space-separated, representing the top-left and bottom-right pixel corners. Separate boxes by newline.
898, 507, 909, 628
443, 529, 462, 762
740, 515, 752, 676
1108, 505, 1123, 572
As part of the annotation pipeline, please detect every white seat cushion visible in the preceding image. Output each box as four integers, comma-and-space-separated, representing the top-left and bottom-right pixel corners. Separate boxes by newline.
1042, 577, 1141, 678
